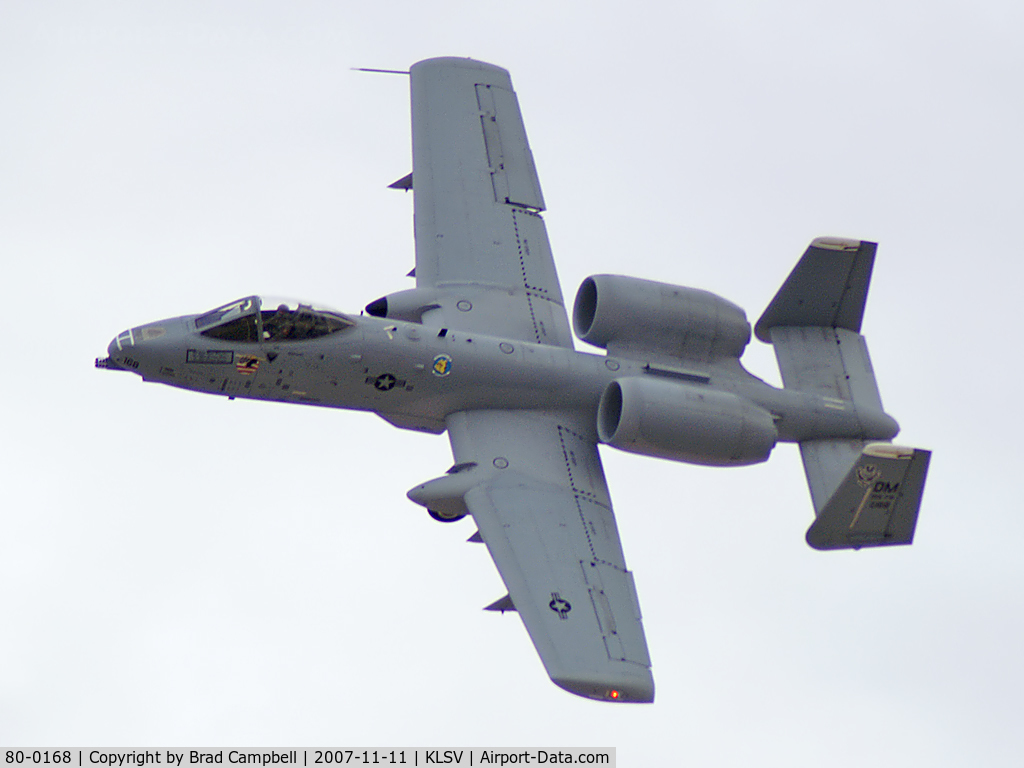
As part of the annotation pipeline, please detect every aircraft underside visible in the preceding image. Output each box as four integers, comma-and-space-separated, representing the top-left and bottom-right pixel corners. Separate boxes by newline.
98, 58, 930, 702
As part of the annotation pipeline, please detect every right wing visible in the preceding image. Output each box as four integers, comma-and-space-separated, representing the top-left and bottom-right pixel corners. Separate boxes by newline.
407, 57, 573, 347
444, 409, 654, 702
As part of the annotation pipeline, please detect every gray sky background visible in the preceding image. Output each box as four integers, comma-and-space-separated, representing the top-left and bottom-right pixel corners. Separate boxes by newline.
2, 2, 1022, 764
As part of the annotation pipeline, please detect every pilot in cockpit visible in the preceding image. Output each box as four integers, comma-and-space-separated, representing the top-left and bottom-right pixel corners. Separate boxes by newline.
197, 296, 354, 344
264, 304, 295, 341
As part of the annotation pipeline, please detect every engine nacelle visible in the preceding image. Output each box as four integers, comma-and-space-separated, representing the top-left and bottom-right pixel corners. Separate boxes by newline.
573, 275, 751, 361
597, 377, 778, 466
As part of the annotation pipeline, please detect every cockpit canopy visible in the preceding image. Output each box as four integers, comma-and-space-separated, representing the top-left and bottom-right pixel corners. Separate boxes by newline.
195, 296, 355, 343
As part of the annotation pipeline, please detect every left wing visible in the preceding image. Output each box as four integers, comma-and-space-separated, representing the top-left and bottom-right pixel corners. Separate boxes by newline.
407, 57, 573, 347
444, 409, 654, 702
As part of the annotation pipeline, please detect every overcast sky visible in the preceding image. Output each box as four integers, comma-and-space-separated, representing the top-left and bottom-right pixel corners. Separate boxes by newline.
3, 2, 1023, 764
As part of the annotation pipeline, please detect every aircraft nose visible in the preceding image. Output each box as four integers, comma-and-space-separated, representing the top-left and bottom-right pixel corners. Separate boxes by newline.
102, 323, 171, 373
109, 328, 136, 354
101, 331, 139, 372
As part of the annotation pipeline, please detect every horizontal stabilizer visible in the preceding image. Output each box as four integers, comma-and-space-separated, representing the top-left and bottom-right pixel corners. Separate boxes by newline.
806, 443, 931, 550
769, 326, 884, 409
756, 237, 876, 342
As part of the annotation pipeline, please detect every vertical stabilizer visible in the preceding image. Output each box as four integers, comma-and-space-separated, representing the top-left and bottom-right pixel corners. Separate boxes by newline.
755, 237, 876, 342
805, 444, 931, 550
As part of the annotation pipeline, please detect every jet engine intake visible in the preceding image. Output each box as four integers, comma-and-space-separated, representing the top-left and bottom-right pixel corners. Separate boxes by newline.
597, 377, 778, 466
573, 275, 751, 362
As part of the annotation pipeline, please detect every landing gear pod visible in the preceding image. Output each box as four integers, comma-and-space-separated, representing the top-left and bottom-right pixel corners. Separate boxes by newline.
428, 508, 467, 523
407, 462, 481, 522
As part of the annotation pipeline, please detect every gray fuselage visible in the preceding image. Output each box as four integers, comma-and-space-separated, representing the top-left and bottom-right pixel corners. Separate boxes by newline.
103, 309, 898, 450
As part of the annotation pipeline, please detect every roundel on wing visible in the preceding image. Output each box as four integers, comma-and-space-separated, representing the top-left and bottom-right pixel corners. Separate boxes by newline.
549, 593, 572, 619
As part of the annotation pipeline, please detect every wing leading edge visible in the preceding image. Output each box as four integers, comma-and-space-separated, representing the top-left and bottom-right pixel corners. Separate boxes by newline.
409, 58, 573, 347
445, 410, 654, 703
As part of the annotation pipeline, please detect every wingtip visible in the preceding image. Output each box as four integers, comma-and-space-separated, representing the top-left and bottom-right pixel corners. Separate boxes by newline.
551, 672, 655, 704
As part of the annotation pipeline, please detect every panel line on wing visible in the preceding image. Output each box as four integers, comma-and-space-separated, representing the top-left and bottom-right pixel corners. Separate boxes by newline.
579, 559, 650, 666
559, 426, 599, 562
512, 208, 544, 344
476, 84, 510, 206
512, 209, 551, 295
474, 83, 545, 211
557, 424, 611, 506
556, 423, 629, 572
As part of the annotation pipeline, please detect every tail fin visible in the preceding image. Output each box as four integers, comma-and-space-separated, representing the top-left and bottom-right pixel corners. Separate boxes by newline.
805, 443, 931, 550
755, 237, 876, 344
756, 237, 931, 549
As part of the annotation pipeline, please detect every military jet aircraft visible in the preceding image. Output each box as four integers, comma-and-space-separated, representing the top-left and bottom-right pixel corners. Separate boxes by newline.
97, 57, 930, 703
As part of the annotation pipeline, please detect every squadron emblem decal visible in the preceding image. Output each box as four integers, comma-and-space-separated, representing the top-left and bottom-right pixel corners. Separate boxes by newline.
857, 463, 882, 486
432, 354, 453, 377
549, 592, 572, 620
